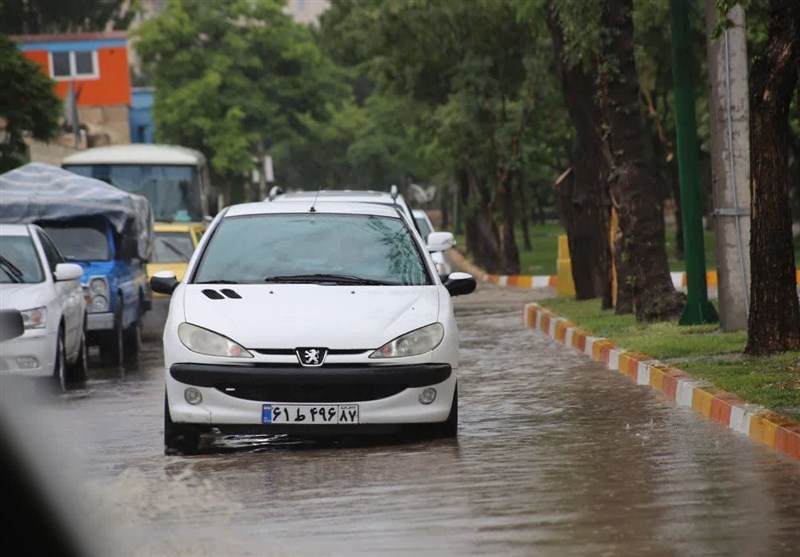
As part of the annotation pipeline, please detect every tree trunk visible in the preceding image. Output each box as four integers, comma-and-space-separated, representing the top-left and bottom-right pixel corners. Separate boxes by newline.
458, 164, 504, 273
518, 168, 533, 251
745, 0, 800, 355
546, 1, 613, 307
500, 170, 521, 274
602, 0, 685, 321
603, 0, 686, 321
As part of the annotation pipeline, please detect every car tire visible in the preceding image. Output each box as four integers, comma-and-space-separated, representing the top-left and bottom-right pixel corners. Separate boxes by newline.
65, 319, 88, 387
164, 394, 201, 456
99, 296, 124, 367
438, 385, 458, 438
123, 318, 141, 364
52, 325, 68, 392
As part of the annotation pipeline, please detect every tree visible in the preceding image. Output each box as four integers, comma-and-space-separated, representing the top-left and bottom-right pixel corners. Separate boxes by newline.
135, 0, 346, 204
744, 0, 800, 354
0, 35, 61, 172
321, 0, 549, 274
599, 0, 686, 321
542, 0, 613, 307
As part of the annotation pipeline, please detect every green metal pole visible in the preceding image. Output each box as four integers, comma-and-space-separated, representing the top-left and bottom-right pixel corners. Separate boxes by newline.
670, 0, 718, 325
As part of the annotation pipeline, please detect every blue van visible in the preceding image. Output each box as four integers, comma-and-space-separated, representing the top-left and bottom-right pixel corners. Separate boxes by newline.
0, 163, 154, 366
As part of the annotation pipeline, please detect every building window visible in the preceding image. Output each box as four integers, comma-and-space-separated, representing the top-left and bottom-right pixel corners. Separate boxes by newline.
49, 51, 99, 80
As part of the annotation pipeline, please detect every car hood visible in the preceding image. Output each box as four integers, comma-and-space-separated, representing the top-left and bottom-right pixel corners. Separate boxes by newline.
0, 282, 51, 310
181, 284, 440, 349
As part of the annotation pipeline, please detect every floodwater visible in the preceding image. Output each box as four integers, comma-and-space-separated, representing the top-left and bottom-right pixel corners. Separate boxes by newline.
2, 283, 799, 557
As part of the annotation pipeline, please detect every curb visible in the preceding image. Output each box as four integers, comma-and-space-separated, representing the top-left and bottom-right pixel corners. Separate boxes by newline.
524, 302, 800, 463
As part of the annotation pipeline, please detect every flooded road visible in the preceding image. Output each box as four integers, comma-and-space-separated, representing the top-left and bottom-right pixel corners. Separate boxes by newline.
2, 283, 800, 556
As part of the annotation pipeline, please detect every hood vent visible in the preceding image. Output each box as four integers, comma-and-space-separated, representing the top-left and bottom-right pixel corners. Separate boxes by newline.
201, 289, 225, 300
221, 288, 241, 299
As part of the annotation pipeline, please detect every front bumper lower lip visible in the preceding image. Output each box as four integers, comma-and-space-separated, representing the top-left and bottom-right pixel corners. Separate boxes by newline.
169, 363, 452, 388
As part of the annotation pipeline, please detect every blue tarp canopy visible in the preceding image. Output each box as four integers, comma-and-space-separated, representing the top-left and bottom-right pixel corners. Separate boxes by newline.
0, 163, 154, 260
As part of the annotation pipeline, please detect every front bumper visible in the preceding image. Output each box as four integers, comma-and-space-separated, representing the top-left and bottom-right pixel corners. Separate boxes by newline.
166, 362, 456, 428
0, 330, 56, 377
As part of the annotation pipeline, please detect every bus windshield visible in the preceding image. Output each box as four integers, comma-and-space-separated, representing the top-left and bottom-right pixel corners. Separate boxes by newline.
64, 164, 203, 223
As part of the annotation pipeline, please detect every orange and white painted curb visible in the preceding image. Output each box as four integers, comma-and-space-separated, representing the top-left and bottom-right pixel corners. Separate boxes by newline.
524, 302, 800, 463
487, 274, 558, 288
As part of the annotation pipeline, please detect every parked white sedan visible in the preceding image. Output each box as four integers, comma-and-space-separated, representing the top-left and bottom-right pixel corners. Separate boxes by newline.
151, 200, 476, 454
0, 224, 87, 390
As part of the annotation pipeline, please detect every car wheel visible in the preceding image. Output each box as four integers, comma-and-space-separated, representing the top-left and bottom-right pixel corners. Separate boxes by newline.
123, 318, 141, 364
164, 393, 201, 455
99, 296, 124, 367
65, 318, 88, 387
438, 385, 458, 438
52, 325, 68, 392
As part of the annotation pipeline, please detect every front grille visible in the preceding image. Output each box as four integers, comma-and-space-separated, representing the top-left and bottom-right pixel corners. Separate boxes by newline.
254, 348, 369, 356
215, 383, 405, 402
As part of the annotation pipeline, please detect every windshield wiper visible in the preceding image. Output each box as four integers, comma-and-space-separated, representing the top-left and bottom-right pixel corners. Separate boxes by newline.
0, 256, 25, 283
196, 279, 239, 284
264, 274, 399, 286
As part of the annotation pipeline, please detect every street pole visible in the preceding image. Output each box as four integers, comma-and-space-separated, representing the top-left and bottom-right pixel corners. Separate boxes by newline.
705, 1, 751, 331
670, 0, 719, 325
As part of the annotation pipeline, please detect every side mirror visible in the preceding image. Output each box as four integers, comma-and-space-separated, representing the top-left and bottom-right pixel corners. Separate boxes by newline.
54, 263, 83, 282
150, 271, 179, 295
427, 231, 456, 252
119, 236, 139, 260
0, 309, 25, 341
444, 272, 476, 296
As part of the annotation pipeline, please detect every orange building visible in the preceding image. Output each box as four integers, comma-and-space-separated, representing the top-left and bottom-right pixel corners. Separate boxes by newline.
13, 31, 132, 146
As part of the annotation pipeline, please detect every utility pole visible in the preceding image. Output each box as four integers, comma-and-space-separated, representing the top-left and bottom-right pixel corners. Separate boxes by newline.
670, 0, 719, 325
705, 1, 751, 331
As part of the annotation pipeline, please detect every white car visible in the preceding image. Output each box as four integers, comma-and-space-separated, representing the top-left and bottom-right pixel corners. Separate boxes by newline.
0, 224, 87, 390
413, 209, 452, 276
151, 200, 476, 454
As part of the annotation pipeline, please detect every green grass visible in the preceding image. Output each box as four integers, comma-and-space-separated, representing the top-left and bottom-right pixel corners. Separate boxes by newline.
458, 221, 800, 275
539, 296, 800, 416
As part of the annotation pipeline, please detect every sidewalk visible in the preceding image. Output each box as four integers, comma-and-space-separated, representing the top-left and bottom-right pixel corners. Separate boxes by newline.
449, 249, 800, 463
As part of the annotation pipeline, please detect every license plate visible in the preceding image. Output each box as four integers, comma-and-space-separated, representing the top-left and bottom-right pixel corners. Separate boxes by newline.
262, 404, 359, 425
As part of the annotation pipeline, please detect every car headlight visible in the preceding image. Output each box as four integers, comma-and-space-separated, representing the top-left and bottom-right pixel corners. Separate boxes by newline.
20, 307, 47, 329
177, 322, 253, 358
90, 295, 108, 311
90, 277, 109, 296
370, 323, 444, 358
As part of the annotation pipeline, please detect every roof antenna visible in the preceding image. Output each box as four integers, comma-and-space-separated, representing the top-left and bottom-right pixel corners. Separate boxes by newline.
310, 185, 323, 213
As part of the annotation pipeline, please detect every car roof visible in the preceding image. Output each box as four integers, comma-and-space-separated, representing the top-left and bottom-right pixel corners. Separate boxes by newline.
224, 200, 405, 219
0, 223, 32, 236
62, 144, 206, 166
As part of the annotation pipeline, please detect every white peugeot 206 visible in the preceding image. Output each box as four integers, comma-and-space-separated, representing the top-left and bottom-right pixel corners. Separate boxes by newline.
151, 200, 476, 454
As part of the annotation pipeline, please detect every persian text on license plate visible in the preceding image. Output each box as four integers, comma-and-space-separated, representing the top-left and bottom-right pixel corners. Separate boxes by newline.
262, 404, 359, 425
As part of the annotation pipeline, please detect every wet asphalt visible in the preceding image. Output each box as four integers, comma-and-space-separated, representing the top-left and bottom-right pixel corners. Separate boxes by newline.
1, 282, 799, 557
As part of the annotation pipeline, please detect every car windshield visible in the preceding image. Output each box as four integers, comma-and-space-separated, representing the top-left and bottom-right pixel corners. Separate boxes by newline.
0, 236, 44, 283
41, 223, 110, 261
152, 231, 194, 263
194, 214, 431, 285
64, 164, 203, 222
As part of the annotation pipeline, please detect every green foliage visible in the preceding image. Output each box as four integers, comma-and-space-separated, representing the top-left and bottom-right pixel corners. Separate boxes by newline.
135, 0, 346, 190
0, 35, 61, 172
